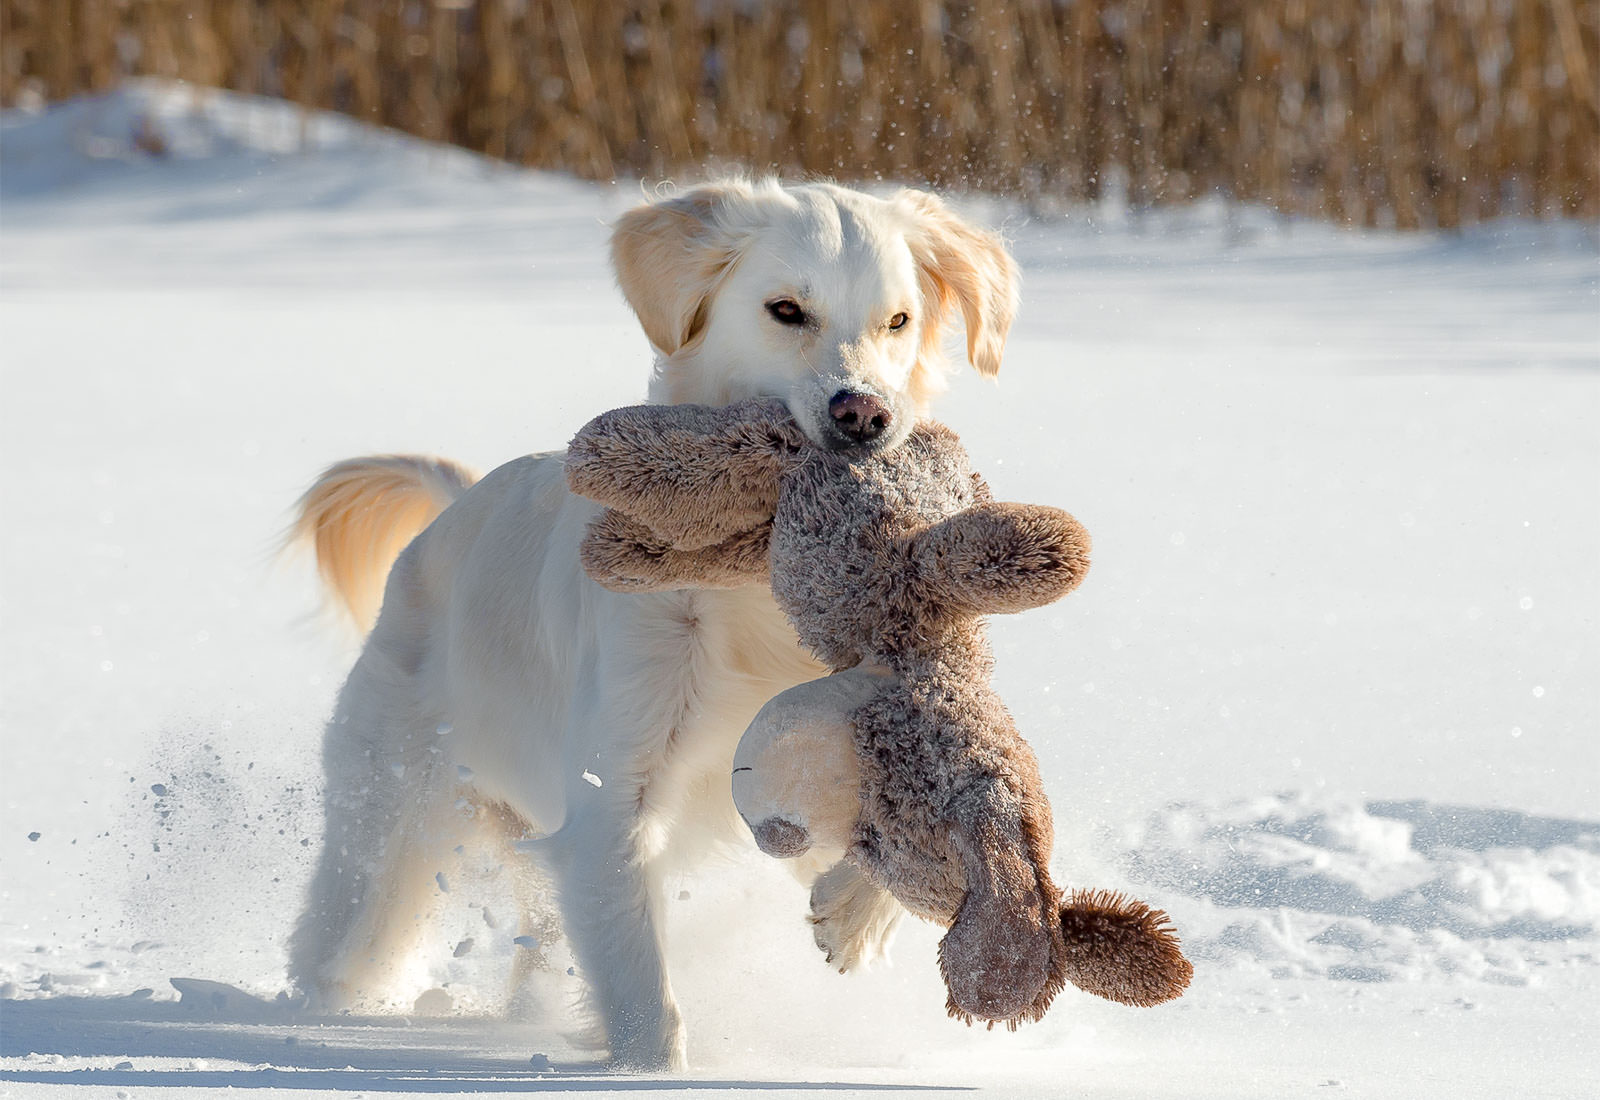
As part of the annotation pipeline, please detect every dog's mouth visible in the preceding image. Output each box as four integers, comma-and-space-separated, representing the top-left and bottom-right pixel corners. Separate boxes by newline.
820, 429, 898, 459
791, 413, 908, 458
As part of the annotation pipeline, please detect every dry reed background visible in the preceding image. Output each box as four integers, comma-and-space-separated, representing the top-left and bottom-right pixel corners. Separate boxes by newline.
2, 0, 1596, 227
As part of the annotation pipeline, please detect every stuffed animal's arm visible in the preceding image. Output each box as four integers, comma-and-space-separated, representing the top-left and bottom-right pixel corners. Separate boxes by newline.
566, 398, 805, 550
581, 509, 772, 592
909, 501, 1091, 617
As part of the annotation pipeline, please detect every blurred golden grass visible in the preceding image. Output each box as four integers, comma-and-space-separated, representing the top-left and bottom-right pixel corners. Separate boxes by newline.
3, 0, 1595, 227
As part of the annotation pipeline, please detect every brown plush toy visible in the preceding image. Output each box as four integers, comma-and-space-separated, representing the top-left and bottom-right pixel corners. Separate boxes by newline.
566, 398, 1192, 1026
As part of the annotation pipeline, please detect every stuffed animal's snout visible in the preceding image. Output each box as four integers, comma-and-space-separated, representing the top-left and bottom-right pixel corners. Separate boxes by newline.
744, 814, 813, 858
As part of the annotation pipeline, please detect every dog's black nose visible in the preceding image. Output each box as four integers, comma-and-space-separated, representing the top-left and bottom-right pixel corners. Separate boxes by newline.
828, 390, 892, 445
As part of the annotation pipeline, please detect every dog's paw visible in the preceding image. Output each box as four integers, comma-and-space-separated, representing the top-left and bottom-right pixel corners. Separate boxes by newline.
807, 862, 905, 973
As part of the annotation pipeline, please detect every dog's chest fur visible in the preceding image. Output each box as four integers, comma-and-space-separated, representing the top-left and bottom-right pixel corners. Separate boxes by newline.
632, 582, 827, 858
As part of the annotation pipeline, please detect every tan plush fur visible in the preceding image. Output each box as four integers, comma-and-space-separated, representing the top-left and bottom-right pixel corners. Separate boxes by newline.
567, 399, 1192, 1027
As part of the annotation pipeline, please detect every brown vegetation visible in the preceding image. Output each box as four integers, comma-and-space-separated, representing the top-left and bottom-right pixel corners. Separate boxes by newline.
3, 0, 1595, 227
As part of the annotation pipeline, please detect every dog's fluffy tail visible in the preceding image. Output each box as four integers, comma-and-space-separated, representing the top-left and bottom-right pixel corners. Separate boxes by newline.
288, 455, 479, 633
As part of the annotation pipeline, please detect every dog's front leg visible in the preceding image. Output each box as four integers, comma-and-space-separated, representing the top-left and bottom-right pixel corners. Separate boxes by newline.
808, 861, 905, 974
546, 793, 686, 1071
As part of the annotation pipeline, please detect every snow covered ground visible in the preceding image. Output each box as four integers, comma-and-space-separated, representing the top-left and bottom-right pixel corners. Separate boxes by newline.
1, 83, 1596, 1098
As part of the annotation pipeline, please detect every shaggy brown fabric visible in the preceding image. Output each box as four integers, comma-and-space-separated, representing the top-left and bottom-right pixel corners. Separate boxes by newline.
565, 399, 803, 550
581, 510, 773, 592
1058, 890, 1194, 1007
565, 401, 1191, 1026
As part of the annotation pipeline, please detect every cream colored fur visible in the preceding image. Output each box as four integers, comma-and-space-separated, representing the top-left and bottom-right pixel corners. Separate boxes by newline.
285, 178, 1020, 1070
288, 455, 480, 631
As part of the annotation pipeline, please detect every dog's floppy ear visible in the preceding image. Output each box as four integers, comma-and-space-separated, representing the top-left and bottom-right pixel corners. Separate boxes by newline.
896, 189, 1020, 379
611, 180, 752, 356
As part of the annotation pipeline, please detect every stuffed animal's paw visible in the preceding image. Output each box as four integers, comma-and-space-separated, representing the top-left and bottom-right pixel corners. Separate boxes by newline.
807, 862, 905, 973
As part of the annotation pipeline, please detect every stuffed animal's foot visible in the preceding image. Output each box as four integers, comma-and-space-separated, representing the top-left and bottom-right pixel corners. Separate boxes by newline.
808, 862, 905, 973
1058, 889, 1193, 1007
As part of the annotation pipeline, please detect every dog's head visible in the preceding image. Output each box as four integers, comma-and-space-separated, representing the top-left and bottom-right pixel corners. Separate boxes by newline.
611, 179, 1020, 455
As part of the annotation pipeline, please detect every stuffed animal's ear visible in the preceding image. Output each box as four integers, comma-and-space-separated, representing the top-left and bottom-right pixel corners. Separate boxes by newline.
611, 180, 753, 356
580, 509, 771, 592
566, 398, 803, 550
895, 189, 1020, 380
1057, 890, 1194, 1007
909, 502, 1090, 617
937, 787, 1060, 1027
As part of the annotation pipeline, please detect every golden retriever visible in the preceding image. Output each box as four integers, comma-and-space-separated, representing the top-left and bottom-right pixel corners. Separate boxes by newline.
285, 177, 1019, 1069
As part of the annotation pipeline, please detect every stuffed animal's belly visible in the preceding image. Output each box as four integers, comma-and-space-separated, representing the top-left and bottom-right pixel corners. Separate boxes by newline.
769, 439, 977, 670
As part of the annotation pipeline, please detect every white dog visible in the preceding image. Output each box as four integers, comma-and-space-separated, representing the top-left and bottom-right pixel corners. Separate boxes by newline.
286, 178, 1019, 1069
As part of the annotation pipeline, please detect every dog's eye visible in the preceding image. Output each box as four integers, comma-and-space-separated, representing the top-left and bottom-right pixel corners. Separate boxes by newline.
766, 299, 807, 326
888, 312, 910, 331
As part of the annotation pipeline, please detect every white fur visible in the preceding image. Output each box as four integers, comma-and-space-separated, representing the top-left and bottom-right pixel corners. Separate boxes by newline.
287, 178, 1019, 1069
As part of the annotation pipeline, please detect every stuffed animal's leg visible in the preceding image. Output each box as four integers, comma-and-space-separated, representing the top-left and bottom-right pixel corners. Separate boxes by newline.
939, 782, 1060, 1026
581, 511, 771, 592
565, 399, 804, 549
1057, 889, 1193, 1007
